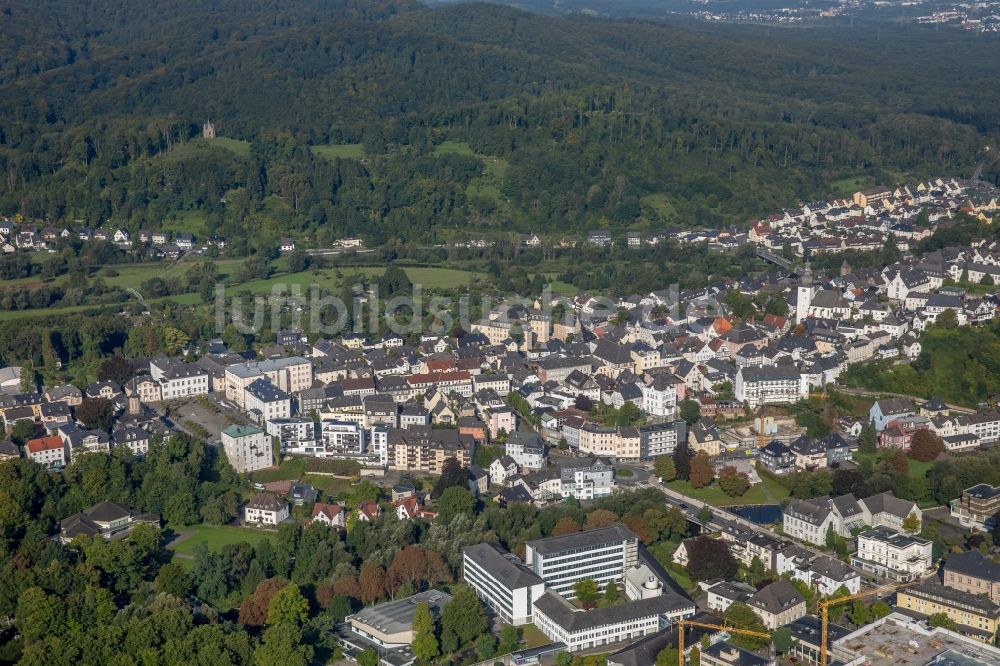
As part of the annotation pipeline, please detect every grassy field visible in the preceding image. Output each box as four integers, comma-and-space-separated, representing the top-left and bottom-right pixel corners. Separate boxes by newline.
666, 472, 790, 507
311, 143, 365, 160
249, 458, 310, 482
520, 624, 551, 649
168, 524, 275, 559
853, 452, 936, 480
641, 192, 679, 222
160, 210, 209, 237
830, 175, 874, 197
431, 140, 509, 211
208, 137, 251, 158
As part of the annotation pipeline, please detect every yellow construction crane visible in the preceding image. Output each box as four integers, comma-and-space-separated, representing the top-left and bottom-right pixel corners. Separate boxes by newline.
819, 581, 917, 666
676, 619, 772, 666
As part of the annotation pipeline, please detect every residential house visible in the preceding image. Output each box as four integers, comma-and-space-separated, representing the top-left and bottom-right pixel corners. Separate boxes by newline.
244, 493, 289, 526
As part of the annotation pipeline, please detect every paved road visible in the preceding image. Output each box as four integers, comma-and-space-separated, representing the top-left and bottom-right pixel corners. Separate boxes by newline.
652, 481, 833, 562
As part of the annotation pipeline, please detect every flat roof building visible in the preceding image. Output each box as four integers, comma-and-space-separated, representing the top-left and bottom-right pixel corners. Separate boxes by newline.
348, 590, 452, 649
463, 543, 545, 626
525, 524, 639, 598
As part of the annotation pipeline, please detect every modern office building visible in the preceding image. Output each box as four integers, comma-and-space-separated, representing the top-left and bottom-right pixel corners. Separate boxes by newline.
463, 543, 546, 626
524, 524, 639, 598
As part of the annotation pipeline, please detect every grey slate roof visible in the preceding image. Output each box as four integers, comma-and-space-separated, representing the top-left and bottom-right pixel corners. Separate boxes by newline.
533, 589, 692, 633
944, 549, 1000, 583
464, 543, 544, 590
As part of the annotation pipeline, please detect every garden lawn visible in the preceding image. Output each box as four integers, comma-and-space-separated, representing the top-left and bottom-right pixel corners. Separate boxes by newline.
852, 452, 936, 480
249, 458, 308, 482
666, 473, 790, 507
168, 524, 275, 559
520, 624, 551, 649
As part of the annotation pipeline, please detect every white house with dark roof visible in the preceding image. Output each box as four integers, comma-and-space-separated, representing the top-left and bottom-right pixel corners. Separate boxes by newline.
244, 493, 289, 526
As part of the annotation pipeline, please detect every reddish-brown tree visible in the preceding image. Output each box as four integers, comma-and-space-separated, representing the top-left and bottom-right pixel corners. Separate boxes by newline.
910, 430, 945, 462
332, 575, 362, 600
238, 577, 289, 627
552, 517, 582, 536
585, 509, 619, 530
689, 452, 715, 489
359, 562, 387, 604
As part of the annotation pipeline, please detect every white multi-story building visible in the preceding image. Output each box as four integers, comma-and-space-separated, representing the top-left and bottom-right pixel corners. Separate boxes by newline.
783, 498, 837, 546
639, 421, 686, 459
533, 588, 694, 653
524, 524, 639, 598
791, 555, 861, 596
506, 431, 545, 470
265, 417, 316, 455
320, 420, 366, 458
735, 366, 806, 408
368, 425, 389, 467
25, 436, 67, 469
851, 526, 933, 582
243, 493, 289, 525
463, 543, 546, 626
244, 379, 291, 423
557, 457, 616, 500
150, 358, 210, 400
221, 424, 272, 473
641, 376, 678, 418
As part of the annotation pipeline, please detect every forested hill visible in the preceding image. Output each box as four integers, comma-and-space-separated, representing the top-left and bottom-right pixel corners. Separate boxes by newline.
1, 0, 999, 249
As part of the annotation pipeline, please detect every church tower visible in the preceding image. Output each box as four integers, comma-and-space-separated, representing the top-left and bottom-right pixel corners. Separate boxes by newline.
795, 258, 814, 325
202, 119, 216, 140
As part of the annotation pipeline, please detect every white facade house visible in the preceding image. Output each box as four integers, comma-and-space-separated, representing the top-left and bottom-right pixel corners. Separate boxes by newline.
463, 543, 546, 626
791, 555, 861, 596
320, 419, 366, 457
506, 431, 545, 470
244, 379, 291, 423
243, 493, 289, 526
851, 527, 933, 582
734, 366, 805, 408
151, 360, 209, 400
221, 424, 272, 473
641, 376, 678, 418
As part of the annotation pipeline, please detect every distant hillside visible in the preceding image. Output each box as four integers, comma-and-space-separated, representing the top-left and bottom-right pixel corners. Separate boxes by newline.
0, 0, 998, 248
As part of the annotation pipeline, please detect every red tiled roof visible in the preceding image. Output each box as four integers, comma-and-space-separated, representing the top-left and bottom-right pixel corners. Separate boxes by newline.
26, 436, 62, 453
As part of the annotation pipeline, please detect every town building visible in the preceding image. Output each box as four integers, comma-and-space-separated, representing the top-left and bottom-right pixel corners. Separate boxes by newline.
463, 543, 546, 626
943, 549, 1000, 604
59, 501, 160, 543
950, 484, 1000, 532
896, 580, 1000, 642
243, 493, 289, 526
851, 526, 933, 582
524, 525, 639, 598
221, 424, 273, 473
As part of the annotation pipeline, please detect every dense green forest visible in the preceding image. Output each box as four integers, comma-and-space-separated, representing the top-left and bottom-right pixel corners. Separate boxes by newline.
1, 0, 999, 250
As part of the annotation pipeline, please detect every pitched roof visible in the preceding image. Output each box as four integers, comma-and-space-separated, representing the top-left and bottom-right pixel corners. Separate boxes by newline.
945, 549, 1000, 583
748, 580, 804, 615
247, 493, 287, 512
